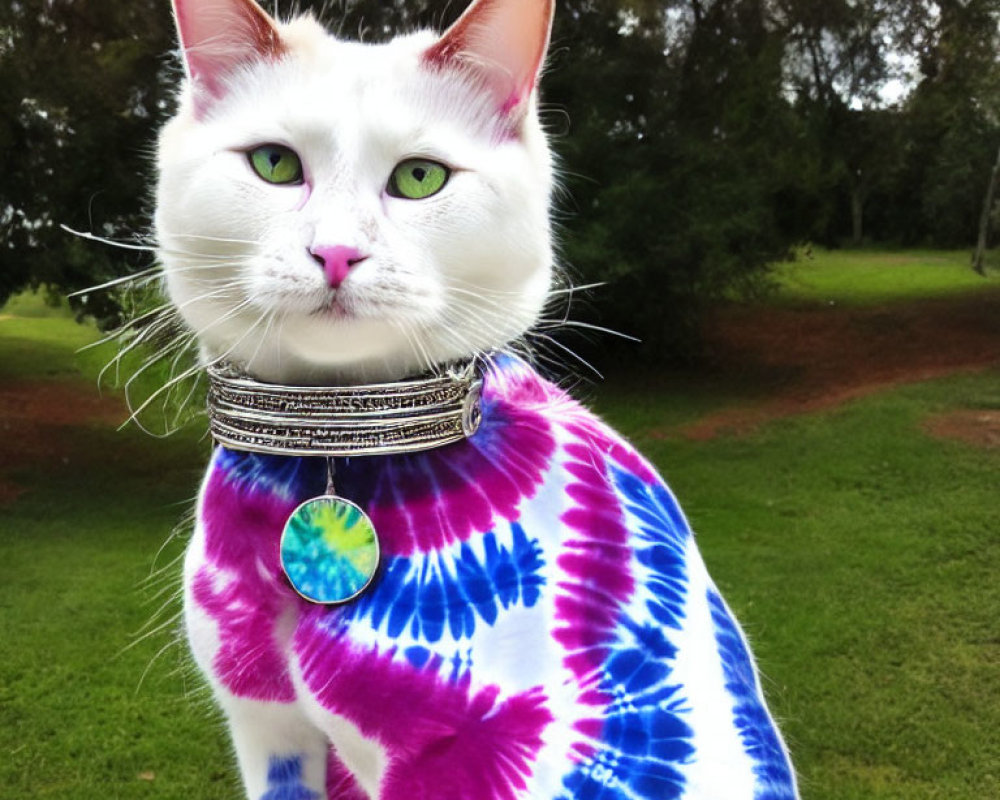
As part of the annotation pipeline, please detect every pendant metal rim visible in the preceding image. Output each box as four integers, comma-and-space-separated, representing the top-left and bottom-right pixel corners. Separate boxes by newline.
279, 495, 380, 605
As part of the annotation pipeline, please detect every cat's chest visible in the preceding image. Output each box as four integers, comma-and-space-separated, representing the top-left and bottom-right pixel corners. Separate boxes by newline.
183, 393, 797, 799
314, 475, 577, 693
192, 443, 597, 672
186, 358, 703, 705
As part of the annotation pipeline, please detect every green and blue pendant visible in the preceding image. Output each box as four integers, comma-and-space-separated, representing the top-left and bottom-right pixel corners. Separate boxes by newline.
279, 460, 379, 604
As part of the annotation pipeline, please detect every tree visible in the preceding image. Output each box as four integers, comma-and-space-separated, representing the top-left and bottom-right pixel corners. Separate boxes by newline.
0, 0, 175, 322
898, 0, 1000, 248
545, 0, 802, 357
973, 144, 1000, 274
774, 0, 935, 246
5, 0, 995, 363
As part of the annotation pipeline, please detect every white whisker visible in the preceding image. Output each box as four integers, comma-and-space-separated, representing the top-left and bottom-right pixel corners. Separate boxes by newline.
526, 329, 604, 379
60, 224, 157, 253
67, 267, 163, 297
163, 231, 262, 246
119, 296, 263, 432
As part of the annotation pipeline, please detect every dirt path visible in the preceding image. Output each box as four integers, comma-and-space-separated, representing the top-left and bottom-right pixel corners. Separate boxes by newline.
682, 291, 1000, 441
923, 410, 1000, 448
0, 379, 128, 505
2, 290, 998, 506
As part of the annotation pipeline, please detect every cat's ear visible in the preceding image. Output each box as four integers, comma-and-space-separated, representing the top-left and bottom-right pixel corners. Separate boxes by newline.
171, 0, 285, 111
424, 0, 555, 122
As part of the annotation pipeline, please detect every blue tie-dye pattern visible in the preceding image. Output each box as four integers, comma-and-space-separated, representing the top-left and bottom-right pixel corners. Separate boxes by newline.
342, 522, 545, 647
612, 466, 691, 631
218, 448, 322, 500
401, 645, 474, 684
260, 755, 319, 800
708, 589, 796, 799
557, 464, 696, 799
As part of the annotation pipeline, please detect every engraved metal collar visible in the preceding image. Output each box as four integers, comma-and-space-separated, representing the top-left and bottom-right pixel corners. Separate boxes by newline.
207, 360, 483, 457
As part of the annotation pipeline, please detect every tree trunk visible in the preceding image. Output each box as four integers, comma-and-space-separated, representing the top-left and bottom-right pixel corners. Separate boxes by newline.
972, 143, 1000, 276
851, 186, 864, 245
850, 170, 865, 246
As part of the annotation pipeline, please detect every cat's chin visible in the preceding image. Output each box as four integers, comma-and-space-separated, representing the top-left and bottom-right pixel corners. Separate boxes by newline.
306, 289, 381, 323
308, 298, 353, 322
234, 357, 435, 386
200, 313, 479, 386
220, 351, 467, 386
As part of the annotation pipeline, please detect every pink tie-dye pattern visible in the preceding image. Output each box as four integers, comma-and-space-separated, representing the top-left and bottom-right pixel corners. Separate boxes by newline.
295, 612, 553, 800
554, 441, 635, 679
361, 364, 557, 557
518, 361, 659, 485
326, 749, 369, 799
551, 425, 643, 762
192, 460, 298, 701
566, 419, 659, 486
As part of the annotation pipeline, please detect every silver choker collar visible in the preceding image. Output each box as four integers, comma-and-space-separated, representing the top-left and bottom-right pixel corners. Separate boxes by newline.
207, 360, 483, 458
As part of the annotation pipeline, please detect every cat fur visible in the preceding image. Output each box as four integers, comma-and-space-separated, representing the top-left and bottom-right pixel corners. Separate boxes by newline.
155, 0, 800, 797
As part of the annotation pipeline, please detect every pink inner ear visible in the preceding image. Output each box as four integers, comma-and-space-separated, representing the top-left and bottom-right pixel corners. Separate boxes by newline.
172, 0, 285, 104
500, 91, 523, 115
424, 0, 554, 116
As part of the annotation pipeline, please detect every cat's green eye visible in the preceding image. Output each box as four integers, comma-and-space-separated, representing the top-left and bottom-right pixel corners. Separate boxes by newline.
248, 144, 303, 185
388, 159, 450, 200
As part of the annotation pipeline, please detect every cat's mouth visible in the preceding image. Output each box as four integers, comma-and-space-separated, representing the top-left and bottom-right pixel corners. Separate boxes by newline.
311, 289, 355, 320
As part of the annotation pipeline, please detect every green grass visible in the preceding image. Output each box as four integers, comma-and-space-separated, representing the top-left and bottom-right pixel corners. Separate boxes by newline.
0, 292, 102, 381
0, 447, 232, 799
595, 373, 1000, 799
2, 270, 998, 799
0, 291, 228, 799
773, 248, 1000, 306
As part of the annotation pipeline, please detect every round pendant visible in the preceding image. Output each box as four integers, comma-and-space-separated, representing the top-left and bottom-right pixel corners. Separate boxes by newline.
280, 496, 380, 604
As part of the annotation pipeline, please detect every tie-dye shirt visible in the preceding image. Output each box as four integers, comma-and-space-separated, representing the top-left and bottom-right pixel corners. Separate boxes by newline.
187, 356, 798, 799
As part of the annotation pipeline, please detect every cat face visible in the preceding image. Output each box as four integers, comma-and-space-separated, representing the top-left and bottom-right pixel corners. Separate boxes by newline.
156, 0, 555, 384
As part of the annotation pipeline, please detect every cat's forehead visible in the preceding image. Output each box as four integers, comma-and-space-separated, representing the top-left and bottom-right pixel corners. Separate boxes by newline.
209, 25, 496, 147
282, 19, 433, 84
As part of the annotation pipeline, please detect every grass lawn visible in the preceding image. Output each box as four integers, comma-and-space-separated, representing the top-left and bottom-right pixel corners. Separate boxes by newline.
1, 261, 998, 799
0, 294, 233, 799
773, 247, 1000, 306
594, 372, 1000, 799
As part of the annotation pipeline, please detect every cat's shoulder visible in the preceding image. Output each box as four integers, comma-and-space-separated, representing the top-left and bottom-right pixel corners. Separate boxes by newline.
485, 355, 669, 489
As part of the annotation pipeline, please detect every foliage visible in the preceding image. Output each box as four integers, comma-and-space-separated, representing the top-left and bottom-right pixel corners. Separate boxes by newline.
906, 0, 1000, 246
776, 0, 1000, 249
0, 0, 176, 324
1, 0, 999, 360
549, 0, 801, 353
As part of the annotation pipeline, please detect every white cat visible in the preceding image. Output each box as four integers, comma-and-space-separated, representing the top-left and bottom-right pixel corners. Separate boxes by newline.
157, 0, 553, 386
155, 0, 799, 798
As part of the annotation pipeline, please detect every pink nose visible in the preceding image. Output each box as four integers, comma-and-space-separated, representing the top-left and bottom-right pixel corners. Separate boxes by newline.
310, 245, 367, 288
